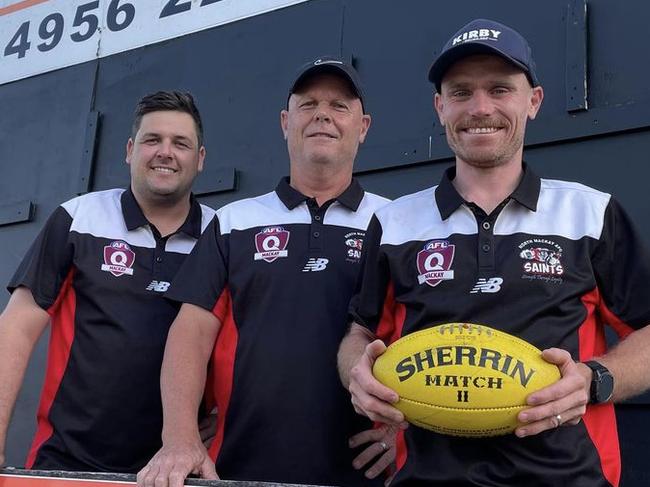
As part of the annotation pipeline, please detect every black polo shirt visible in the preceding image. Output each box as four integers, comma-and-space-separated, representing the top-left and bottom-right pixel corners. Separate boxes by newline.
8, 188, 215, 473
166, 178, 389, 485
351, 166, 650, 487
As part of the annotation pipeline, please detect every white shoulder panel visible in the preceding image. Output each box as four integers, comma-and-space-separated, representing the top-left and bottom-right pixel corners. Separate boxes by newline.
62, 189, 156, 248
199, 204, 217, 232
495, 179, 610, 240
377, 187, 478, 246
324, 192, 391, 230
217, 191, 311, 235
165, 204, 217, 255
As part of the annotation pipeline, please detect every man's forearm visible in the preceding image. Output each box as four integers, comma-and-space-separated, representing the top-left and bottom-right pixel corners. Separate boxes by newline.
160, 304, 221, 443
337, 323, 376, 389
595, 324, 650, 402
0, 329, 34, 462
0, 288, 50, 462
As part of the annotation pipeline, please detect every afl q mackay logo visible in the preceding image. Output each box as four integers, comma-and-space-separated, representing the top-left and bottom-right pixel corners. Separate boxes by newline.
417, 240, 455, 287
101, 241, 135, 277
254, 226, 290, 263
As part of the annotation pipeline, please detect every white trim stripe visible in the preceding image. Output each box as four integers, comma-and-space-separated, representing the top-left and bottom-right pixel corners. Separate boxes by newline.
323, 193, 390, 230
377, 187, 478, 246
217, 191, 311, 235
217, 191, 390, 235
62, 189, 157, 249
494, 179, 610, 240
61, 189, 212, 253
377, 179, 611, 246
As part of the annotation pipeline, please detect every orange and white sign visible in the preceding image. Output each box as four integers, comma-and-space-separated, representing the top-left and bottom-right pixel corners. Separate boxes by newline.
0, 0, 311, 85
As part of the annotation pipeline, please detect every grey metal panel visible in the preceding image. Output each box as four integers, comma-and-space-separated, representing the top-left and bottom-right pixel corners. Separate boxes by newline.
75, 110, 101, 196
194, 167, 237, 196
565, 0, 589, 112
0, 201, 34, 227
0, 61, 97, 205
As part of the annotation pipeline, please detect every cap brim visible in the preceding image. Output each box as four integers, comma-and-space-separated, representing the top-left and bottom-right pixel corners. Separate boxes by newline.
291, 64, 363, 101
428, 43, 531, 91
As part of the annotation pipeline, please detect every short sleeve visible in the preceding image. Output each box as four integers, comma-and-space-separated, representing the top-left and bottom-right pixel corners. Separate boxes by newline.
165, 216, 229, 315
8, 206, 74, 311
349, 215, 393, 335
592, 197, 650, 329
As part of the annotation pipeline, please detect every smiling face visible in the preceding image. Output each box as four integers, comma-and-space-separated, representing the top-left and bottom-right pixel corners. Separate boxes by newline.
281, 73, 370, 172
434, 54, 543, 169
126, 110, 205, 206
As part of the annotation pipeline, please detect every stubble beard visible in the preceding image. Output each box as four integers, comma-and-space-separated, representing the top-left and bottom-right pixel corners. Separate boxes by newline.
446, 129, 525, 169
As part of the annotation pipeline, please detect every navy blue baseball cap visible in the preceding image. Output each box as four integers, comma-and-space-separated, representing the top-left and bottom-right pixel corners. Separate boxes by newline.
428, 19, 539, 92
288, 56, 365, 111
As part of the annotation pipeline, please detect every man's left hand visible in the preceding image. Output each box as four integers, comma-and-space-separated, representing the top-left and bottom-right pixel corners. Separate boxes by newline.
349, 423, 398, 485
515, 348, 590, 437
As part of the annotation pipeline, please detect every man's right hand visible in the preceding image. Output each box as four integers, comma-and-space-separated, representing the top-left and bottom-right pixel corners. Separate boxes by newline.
348, 339, 408, 428
136, 440, 218, 487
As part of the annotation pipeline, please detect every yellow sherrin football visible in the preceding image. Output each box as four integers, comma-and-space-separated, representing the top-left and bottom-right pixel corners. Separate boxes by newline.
373, 323, 561, 437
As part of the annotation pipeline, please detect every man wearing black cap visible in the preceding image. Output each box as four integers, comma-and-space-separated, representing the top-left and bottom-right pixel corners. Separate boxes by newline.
137, 57, 393, 487
338, 19, 650, 486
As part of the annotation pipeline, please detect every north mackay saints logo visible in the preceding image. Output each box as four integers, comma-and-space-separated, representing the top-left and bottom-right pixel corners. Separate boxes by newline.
518, 238, 564, 283
416, 240, 455, 287
101, 241, 135, 277
254, 226, 290, 263
344, 231, 364, 263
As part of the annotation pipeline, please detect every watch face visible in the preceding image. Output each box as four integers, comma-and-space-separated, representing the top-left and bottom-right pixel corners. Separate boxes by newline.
596, 371, 614, 403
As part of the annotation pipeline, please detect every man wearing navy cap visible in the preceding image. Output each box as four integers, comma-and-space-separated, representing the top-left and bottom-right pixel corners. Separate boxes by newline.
338, 19, 650, 486
137, 57, 393, 487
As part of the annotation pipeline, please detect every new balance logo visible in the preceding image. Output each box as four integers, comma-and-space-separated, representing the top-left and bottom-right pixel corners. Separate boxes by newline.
302, 258, 329, 272
470, 277, 503, 294
146, 280, 171, 292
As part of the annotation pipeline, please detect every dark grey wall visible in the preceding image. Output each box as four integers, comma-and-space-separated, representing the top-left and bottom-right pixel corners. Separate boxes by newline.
1, 0, 648, 485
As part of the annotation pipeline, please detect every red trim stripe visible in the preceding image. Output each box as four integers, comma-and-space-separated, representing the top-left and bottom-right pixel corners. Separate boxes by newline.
0, 0, 49, 17
578, 287, 635, 487
394, 429, 407, 471
374, 280, 408, 474
26, 269, 76, 468
375, 281, 406, 345
206, 288, 237, 461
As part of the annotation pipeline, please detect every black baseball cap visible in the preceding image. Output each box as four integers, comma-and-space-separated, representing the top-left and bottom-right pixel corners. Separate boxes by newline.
428, 19, 539, 92
288, 56, 365, 111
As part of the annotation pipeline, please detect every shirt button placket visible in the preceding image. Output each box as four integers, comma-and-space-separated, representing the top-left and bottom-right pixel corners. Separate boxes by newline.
478, 219, 495, 270
309, 201, 324, 251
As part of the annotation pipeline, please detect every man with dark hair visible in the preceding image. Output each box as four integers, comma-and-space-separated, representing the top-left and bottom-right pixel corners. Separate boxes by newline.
137, 57, 394, 487
0, 91, 215, 473
338, 19, 650, 486
132, 91, 205, 148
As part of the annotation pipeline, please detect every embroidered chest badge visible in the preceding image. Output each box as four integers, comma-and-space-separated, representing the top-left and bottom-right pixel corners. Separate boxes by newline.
254, 226, 290, 263
344, 231, 364, 262
101, 241, 135, 277
416, 240, 455, 287
518, 238, 564, 284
